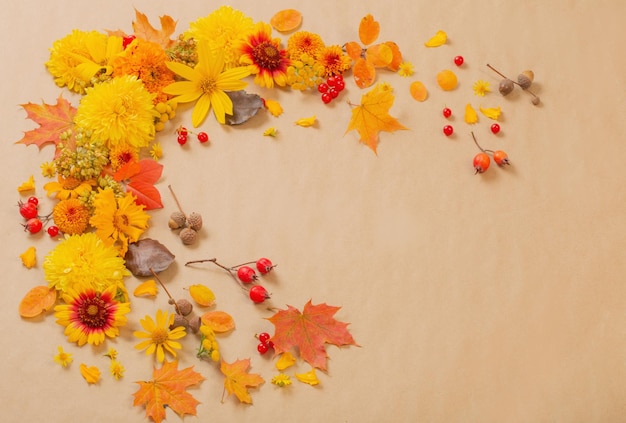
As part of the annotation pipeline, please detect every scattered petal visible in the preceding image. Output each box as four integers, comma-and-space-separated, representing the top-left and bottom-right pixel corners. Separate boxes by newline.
20, 246, 37, 268
80, 363, 101, 384
189, 284, 216, 307
200, 311, 235, 333
479, 106, 502, 120
18, 175, 36, 193
19, 285, 57, 318
359, 14, 380, 46
295, 368, 320, 386
264, 99, 283, 117
275, 351, 297, 371
133, 279, 158, 297
465, 103, 478, 124
424, 30, 447, 47
295, 115, 316, 127
263, 127, 278, 137
270, 9, 302, 33
409, 81, 428, 102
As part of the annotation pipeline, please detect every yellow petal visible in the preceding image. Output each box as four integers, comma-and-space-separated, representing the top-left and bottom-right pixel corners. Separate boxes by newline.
17, 175, 35, 193
275, 352, 296, 371
263, 127, 278, 137
189, 284, 215, 307
133, 280, 158, 297
295, 115, 316, 127
80, 364, 101, 384
479, 106, 501, 121
264, 99, 283, 117
295, 368, 319, 386
409, 81, 428, 102
465, 103, 478, 124
20, 246, 37, 268
424, 30, 447, 47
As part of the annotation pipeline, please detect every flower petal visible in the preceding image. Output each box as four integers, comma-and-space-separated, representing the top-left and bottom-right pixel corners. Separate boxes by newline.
192, 94, 212, 127
166, 61, 200, 82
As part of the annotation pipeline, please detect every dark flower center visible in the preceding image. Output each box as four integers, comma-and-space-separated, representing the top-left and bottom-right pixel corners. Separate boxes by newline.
78, 295, 109, 328
252, 42, 281, 70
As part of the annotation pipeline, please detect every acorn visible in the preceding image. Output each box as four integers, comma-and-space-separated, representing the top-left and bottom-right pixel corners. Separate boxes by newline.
187, 316, 202, 334
171, 313, 189, 330
499, 78, 515, 96
179, 227, 197, 245
168, 211, 186, 229
187, 212, 203, 231
176, 299, 193, 316
517, 70, 534, 90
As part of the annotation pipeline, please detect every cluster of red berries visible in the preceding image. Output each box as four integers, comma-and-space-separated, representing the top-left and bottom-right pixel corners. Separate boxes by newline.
317, 74, 346, 104
471, 132, 510, 174
256, 331, 274, 355
18, 197, 58, 236
176, 126, 209, 146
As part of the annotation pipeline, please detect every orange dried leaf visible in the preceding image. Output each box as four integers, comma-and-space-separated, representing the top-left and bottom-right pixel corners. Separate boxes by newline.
353, 58, 376, 89
201, 311, 235, 333
410, 81, 428, 102
221, 358, 264, 404
270, 9, 302, 33
365, 43, 393, 68
344, 41, 363, 61
133, 361, 204, 423
358, 14, 380, 45
384, 41, 403, 71
345, 83, 408, 154
132, 9, 177, 49
189, 284, 215, 307
15, 95, 76, 154
19, 286, 57, 318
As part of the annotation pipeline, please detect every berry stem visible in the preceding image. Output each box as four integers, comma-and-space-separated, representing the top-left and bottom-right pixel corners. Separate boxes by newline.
471, 132, 495, 155
149, 268, 182, 315
185, 258, 248, 292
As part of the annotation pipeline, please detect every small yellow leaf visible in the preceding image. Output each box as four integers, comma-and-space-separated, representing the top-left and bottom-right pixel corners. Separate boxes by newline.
409, 81, 428, 102
264, 99, 283, 117
275, 352, 296, 371
20, 246, 37, 268
80, 363, 101, 384
424, 30, 447, 47
18, 175, 35, 193
263, 127, 278, 137
189, 284, 215, 307
201, 311, 235, 333
465, 103, 478, 124
295, 116, 316, 127
133, 279, 158, 297
295, 368, 320, 386
479, 106, 501, 120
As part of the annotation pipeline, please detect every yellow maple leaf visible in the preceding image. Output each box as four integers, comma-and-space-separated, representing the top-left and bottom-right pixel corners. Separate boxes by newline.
465, 103, 478, 124
345, 83, 408, 154
424, 30, 447, 47
295, 115, 316, 127
132, 9, 177, 49
20, 246, 37, 268
479, 106, 501, 120
221, 358, 264, 404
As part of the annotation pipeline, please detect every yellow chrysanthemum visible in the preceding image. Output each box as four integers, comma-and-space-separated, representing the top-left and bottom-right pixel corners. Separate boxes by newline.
54, 283, 130, 346
109, 143, 139, 172
40, 161, 56, 178
90, 188, 150, 256
184, 6, 255, 69
163, 41, 250, 126
74, 75, 159, 149
52, 198, 91, 235
287, 31, 325, 60
44, 175, 94, 200
104, 347, 118, 360
473, 79, 491, 96
317, 45, 351, 78
46, 29, 92, 94
43, 232, 129, 294
134, 309, 186, 362
54, 346, 73, 368
112, 39, 175, 104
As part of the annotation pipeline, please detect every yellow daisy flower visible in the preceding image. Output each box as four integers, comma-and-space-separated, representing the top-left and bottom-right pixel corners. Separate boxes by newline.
398, 61, 415, 77
163, 40, 250, 126
134, 309, 186, 362
89, 189, 150, 256
104, 347, 118, 360
54, 346, 73, 367
40, 161, 56, 178
150, 142, 163, 161
109, 360, 125, 380
239, 22, 291, 88
473, 79, 491, 96
271, 373, 292, 387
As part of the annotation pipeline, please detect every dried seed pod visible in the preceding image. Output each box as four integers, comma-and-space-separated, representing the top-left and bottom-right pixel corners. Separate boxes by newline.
176, 299, 193, 316
517, 70, 534, 90
188, 316, 202, 334
168, 211, 186, 229
499, 78, 515, 96
531, 96, 541, 105
187, 212, 203, 231
179, 227, 197, 245
171, 313, 189, 330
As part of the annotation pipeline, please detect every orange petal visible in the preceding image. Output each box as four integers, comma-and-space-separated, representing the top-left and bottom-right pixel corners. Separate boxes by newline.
19, 286, 57, 318
270, 9, 302, 33
358, 14, 380, 45
344, 41, 363, 62
353, 58, 376, 89
201, 311, 235, 333
384, 41, 403, 71
410, 81, 428, 102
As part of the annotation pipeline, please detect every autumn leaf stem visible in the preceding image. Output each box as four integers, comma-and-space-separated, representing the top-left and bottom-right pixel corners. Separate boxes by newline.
149, 267, 182, 315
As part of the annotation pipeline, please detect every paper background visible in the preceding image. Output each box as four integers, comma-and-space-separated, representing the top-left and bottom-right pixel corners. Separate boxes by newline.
2, 1, 626, 422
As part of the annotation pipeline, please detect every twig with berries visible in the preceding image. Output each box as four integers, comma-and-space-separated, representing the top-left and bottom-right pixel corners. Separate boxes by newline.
18, 196, 57, 235
471, 131, 510, 174
176, 125, 209, 145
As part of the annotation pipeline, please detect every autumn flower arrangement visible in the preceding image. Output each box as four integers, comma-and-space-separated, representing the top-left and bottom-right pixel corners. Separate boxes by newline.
15, 5, 538, 422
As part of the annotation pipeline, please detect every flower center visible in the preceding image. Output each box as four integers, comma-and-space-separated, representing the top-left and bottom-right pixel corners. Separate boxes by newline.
252, 42, 281, 70
199, 77, 217, 95
114, 213, 130, 229
62, 177, 82, 190
151, 328, 169, 344
78, 296, 108, 328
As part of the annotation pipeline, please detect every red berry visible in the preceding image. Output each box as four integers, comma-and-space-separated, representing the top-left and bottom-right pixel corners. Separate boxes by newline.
443, 125, 454, 136
473, 152, 491, 174
454, 55, 464, 66
27, 196, 39, 206
327, 76, 338, 88
335, 79, 345, 92
197, 132, 209, 143
258, 332, 271, 344
177, 134, 188, 145
256, 257, 274, 274
490, 123, 501, 134
493, 150, 510, 166
19, 201, 38, 219
442, 107, 452, 118
334, 74, 343, 82
47, 225, 60, 237
24, 218, 43, 234
122, 35, 136, 49
178, 127, 188, 136
317, 83, 329, 93
321, 92, 332, 104
249, 285, 269, 303
328, 87, 339, 99
237, 266, 257, 284
266, 340, 274, 349
257, 342, 269, 355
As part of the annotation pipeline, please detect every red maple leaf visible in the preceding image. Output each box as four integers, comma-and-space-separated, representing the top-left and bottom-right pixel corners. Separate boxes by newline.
113, 159, 163, 210
16, 95, 77, 155
267, 300, 358, 370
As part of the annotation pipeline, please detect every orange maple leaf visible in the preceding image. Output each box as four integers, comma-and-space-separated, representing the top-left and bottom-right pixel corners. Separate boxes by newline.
132, 9, 177, 49
16, 95, 76, 155
345, 83, 408, 154
267, 300, 358, 371
220, 358, 264, 404
133, 361, 204, 423
113, 159, 163, 210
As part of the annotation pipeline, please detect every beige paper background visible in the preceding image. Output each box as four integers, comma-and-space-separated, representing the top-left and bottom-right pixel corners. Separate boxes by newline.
2, 1, 625, 422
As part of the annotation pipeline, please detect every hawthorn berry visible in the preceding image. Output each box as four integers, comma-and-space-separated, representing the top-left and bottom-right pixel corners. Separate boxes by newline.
256, 257, 274, 274
24, 218, 43, 234
473, 152, 491, 174
19, 201, 38, 219
47, 225, 60, 237
27, 196, 39, 206
249, 285, 269, 303
493, 150, 510, 166
237, 266, 257, 284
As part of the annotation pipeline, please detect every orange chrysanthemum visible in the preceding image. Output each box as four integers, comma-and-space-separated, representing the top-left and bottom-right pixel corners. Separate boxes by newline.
109, 143, 139, 172
239, 22, 291, 88
287, 31, 325, 60
52, 198, 91, 235
317, 45, 352, 78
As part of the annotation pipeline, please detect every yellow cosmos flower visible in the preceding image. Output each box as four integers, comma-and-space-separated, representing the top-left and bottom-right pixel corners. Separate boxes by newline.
52, 198, 91, 235
134, 309, 186, 362
317, 45, 351, 78
54, 346, 73, 368
74, 75, 158, 149
164, 41, 250, 126
89, 189, 150, 256
44, 175, 94, 200
43, 232, 129, 294
80, 364, 101, 384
